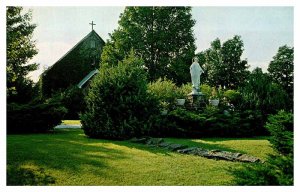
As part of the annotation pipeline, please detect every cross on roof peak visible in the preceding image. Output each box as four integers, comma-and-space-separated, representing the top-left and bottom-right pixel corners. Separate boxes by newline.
89, 21, 96, 31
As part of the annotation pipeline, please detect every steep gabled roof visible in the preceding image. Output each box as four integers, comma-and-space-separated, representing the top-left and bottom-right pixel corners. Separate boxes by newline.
53, 30, 105, 66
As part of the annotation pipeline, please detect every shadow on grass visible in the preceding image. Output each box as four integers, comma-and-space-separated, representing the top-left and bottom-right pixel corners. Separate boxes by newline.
200, 136, 270, 142
117, 136, 270, 156
7, 128, 267, 185
7, 166, 55, 186
7, 129, 130, 185
110, 137, 247, 155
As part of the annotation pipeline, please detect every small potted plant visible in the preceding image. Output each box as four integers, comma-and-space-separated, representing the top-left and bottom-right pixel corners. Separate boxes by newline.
176, 87, 186, 106
209, 87, 220, 106
160, 101, 169, 115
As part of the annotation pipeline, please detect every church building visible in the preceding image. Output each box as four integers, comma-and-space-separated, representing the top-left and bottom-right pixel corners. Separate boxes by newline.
40, 23, 105, 97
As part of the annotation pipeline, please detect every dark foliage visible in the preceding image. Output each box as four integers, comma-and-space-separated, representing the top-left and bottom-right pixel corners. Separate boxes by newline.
154, 107, 265, 138
40, 30, 105, 97
231, 111, 293, 185
6, 7, 38, 103
231, 154, 293, 185
7, 166, 55, 185
7, 100, 67, 134
61, 86, 85, 119
240, 68, 288, 115
81, 54, 160, 140
268, 45, 293, 99
265, 110, 293, 155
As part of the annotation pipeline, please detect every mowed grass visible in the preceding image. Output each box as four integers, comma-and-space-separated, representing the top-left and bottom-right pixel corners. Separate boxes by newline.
7, 128, 274, 186
61, 120, 81, 125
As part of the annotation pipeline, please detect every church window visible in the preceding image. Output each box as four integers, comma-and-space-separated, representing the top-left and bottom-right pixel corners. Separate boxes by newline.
90, 40, 96, 48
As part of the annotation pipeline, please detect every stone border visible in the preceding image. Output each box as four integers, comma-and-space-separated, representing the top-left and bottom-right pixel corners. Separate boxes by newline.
130, 137, 261, 163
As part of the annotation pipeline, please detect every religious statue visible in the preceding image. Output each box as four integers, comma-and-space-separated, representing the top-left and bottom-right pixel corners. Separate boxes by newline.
190, 57, 204, 94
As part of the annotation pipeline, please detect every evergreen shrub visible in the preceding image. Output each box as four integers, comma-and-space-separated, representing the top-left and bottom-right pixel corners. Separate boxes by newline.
7, 100, 67, 134
231, 110, 293, 185
164, 108, 264, 138
61, 86, 85, 119
81, 55, 160, 140
265, 110, 293, 155
231, 154, 293, 185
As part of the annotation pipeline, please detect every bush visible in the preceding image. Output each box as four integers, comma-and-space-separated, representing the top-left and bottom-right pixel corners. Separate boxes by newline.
81, 54, 160, 140
148, 78, 180, 109
178, 83, 192, 97
200, 84, 212, 100
61, 86, 85, 119
231, 110, 293, 185
265, 110, 293, 155
231, 154, 293, 185
163, 108, 264, 138
223, 89, 242, 107
7, 100, 67, 134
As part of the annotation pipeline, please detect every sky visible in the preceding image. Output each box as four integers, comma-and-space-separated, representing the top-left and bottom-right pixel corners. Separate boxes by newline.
25, 6, 294, 82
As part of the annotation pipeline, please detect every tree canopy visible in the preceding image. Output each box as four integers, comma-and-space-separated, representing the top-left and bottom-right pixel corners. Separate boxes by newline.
101, 7, 196, 84
196, 36, 249, 89
268, 45, 294, 98
7, 6, 38, 103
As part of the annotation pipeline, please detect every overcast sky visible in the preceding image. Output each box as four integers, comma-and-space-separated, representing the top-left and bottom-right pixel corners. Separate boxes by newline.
25, 6, 294, 82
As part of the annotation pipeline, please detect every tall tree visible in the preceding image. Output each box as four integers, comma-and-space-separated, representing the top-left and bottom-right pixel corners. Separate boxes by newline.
197, 36, 249, 89
240, 68, 288, 115
7, 7, 38, 103
268, 45, 294, 98
101, 7, 196, 84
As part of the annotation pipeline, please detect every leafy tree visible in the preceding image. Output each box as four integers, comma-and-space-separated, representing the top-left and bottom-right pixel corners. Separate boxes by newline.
240, 68, 288, 116
7, 7, 38, 103
101, 7, 196, 84
268, 45, 294, 98
196, 36, 249, 89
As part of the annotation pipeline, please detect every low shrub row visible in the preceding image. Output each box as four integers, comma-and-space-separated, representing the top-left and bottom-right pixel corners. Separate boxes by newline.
7, 101, 67, 134
152, 107, 265, 138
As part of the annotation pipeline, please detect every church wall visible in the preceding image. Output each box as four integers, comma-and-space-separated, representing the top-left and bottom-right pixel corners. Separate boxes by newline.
41, 32, 105, 97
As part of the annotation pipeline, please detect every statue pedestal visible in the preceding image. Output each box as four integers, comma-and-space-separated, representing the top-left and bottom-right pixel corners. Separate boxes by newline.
187, 92, 206, 110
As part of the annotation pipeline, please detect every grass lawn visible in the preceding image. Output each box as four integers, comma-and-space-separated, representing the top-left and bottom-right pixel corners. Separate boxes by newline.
7, 128, 274, 186
61, 120, 81, 125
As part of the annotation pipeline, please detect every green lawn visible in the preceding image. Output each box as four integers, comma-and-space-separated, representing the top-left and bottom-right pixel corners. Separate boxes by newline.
61, 120, 81, 125
7, 128, 274, 186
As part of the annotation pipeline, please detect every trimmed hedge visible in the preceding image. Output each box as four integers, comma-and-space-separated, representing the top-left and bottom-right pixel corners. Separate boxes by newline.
7, 101, 67, 134
155, 108, 265, 138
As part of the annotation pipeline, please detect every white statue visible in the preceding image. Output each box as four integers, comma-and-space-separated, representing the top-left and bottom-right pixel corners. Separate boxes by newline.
190, 57, 204, 94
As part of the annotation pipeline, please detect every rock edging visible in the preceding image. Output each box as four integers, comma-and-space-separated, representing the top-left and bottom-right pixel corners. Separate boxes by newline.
130, 137, 261, 163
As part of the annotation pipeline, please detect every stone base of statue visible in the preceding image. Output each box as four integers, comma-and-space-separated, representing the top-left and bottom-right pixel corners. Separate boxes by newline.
187, 92, 206, 110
